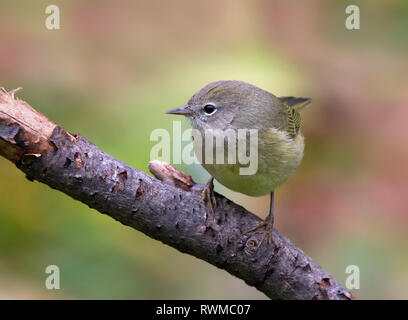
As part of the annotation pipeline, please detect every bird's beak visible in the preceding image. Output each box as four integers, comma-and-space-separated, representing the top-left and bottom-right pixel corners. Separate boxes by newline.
165, 105, 194, 116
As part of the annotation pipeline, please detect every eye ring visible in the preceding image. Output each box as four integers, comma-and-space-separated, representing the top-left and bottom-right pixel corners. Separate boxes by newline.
203, 104, 217, 115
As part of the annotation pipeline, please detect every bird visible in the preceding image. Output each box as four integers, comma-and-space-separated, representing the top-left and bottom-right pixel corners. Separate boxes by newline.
166, 80, 311, 243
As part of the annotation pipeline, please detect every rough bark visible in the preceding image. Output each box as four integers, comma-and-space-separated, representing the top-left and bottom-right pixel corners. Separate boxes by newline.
0, 87, 352, 300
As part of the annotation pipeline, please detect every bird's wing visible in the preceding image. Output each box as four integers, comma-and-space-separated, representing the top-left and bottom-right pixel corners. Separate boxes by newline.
279, 96, 312, 138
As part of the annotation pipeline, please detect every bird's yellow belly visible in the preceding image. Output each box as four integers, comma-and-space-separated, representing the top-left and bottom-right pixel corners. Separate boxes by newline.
197, 128, 304, 197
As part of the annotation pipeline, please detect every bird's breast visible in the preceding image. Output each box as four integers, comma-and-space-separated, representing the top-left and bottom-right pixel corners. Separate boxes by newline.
193, 128, 304, 196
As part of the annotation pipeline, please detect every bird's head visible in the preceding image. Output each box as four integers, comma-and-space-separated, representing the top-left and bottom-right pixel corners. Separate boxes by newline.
166, 80, 273, 132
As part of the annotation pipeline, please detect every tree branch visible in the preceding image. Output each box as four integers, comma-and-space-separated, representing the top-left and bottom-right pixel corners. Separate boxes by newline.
0, 87, 352, 300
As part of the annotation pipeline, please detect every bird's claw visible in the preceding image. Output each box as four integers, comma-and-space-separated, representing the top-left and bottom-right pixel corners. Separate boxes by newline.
245, 217, 274, 247
198, 177, 217, 218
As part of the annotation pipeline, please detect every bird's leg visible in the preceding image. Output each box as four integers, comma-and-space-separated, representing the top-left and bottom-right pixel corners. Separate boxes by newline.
267, 191, 274, 227
201, 177, 217, 214
245, 191, 275, 245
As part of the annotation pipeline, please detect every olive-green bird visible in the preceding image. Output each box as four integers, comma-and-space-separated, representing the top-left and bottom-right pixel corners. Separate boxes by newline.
166, 80, 311, 240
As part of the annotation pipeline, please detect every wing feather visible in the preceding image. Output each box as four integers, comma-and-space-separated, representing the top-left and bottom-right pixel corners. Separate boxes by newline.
279, 96, 311, 138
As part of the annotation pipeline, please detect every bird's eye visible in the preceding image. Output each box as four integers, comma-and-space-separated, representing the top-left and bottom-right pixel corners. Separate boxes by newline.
203, 104, 217, 115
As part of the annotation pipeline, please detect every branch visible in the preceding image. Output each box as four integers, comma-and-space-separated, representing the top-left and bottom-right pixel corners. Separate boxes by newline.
0, 87, 352, 300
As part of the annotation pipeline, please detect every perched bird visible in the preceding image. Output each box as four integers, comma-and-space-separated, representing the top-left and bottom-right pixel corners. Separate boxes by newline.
166, 80, 310, 242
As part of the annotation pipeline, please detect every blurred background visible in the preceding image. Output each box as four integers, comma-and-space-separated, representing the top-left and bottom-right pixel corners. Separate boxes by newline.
0, 0, 407, 299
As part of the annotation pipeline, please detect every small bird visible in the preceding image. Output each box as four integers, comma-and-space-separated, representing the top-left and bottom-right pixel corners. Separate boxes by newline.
166, 80, 310, 242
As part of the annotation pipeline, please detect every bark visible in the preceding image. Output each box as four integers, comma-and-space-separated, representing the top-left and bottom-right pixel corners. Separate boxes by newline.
0, 87, 353, 300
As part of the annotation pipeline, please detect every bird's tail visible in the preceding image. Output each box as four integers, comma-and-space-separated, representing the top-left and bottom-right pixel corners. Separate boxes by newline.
279, 96, 312, 111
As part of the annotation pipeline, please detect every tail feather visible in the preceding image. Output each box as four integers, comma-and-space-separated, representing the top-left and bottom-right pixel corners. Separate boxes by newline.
279, 96, 312, 111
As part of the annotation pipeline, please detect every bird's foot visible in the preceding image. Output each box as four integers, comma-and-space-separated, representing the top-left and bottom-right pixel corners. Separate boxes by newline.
245, 216, 274, 246
201, 177, 217, 214
192, 177, 217, 219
